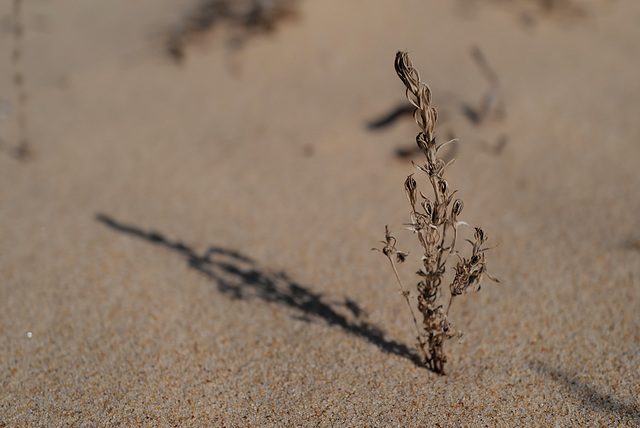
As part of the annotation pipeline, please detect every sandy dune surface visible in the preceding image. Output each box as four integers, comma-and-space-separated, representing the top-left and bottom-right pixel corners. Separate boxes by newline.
1, 0, 639, 425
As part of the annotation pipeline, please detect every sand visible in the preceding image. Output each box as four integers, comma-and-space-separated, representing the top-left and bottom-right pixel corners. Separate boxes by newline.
1, 0, 639, 426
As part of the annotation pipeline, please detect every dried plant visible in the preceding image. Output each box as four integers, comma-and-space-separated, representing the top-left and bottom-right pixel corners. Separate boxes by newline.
376, 51, 498, 375
166, 0, 298, 62
478, 0, 588, 24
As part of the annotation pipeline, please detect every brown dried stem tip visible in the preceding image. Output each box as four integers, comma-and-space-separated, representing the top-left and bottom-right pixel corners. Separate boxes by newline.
376, 51, 498, 375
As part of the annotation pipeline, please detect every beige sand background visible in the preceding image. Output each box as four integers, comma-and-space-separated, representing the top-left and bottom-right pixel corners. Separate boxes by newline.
1, 0, 639, 426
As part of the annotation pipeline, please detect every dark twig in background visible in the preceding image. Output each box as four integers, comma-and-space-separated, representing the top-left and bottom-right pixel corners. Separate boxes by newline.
166, 0, 298, 62
11, 0, 30, 160
461, 45, 504, 126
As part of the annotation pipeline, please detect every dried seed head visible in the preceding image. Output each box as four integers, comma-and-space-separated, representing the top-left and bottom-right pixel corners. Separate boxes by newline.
416, 132, 429, 153
418, 80, 432, 106
422, 199, 434, 219
396, 51, 438, 140
439, 179, 448, 196
450, 260, 470, 297
433, 202, 448, 227
451, 199, 464, 219
414, 102, 438, 141
404, 174, 418, 209
474, 227, 487, 244
394, 51, 421, 95
378, 225, 396, 257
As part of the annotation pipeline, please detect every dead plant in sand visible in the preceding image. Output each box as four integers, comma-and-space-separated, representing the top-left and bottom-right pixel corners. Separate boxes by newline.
376, 51, 498, 375
166, 0, 298, 61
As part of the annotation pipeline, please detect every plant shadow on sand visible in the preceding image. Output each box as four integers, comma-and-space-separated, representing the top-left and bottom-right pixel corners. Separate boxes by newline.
529, 361, 640, 421
96, 214, 423, 367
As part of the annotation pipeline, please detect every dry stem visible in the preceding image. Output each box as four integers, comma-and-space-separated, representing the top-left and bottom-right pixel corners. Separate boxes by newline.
377, 51, 498, 375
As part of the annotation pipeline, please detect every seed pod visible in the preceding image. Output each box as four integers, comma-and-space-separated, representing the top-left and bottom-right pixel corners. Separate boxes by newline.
422, 199, 434, 220
452, 199, 463, 218
416, 132, 429, 153
439, 179, 448, 196
394, 51, 420, 95
404, 174, 418, 209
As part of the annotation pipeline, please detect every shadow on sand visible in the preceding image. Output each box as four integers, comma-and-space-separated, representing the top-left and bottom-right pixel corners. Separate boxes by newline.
96, 214, 423, 367
530, 360, 640, 421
